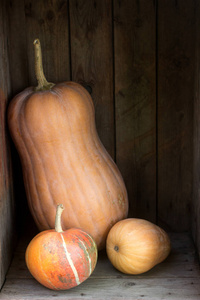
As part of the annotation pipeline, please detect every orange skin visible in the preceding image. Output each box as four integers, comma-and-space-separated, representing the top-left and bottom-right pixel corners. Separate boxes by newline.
8, 82, 128, 250
25, 227, 97, 290
7, 39, 128, 250
106, 218, 171, 275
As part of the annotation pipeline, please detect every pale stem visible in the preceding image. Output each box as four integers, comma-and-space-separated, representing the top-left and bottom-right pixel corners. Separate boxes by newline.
55, 204, 64, 232
33, 39, 55, 91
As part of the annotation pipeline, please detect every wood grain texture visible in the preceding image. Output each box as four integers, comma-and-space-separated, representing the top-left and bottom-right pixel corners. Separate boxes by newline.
0, 0, 16, 289
192, 0, 200, 259
6, 233, 200, 280
1, 233, 200, 299
114, 0, 156, 221
157, 0, 195, 231
7, 0, 29, 94
69, 0, 114, 157
7, 0, 30, 235
24, 0, 71, 86
1, 277, 200, 300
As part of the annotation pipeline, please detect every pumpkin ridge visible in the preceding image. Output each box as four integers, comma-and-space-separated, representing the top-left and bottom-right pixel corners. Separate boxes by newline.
25, 96, 83, 228
7, 94, 33, 210
7, 92, 40, 227
78, 131, 112, 229
66, 84, 128, 240
61, 231, 90, 281
77, 232, 95, 277
27, 91, 83, 230
37, 236, 59, 289
54, 90, 94, 231
84, 135, 121, 220
63, 102, 100, 235
15, 95, 48, 229
75, 84, 127, 217
76, 230, 98, 266
92, 137, 127, 204
25, 92, 89, 230
45, 99, 83, 230
60, 233, 81, 286
21, 102, 55, 229
64, 85, 112, 234
17, 97, 46, 228
68, 229, 97, 279
78, 238, 92, 276
46, 89, 97, 232
51, 83, 128, 228
74, 84, 128, 211
30, 87, 98, 233
55, 84, 103, 235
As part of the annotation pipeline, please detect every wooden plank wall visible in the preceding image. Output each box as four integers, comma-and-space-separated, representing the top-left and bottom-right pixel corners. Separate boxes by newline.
193, 0, 200, 258
70, 0, 115, 157
3, 0, 195, 240
114, 0, 156, 222
157, 1, 195, 231
0, 0, 16, 289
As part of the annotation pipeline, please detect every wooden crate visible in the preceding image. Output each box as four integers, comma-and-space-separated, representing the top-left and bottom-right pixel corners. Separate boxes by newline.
0, 0, 200, 299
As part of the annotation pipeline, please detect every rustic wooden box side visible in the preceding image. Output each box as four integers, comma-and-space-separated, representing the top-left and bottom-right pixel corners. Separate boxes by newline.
157, 0, 195, 232
0, 0, 16, 289
192, 0, 200, 259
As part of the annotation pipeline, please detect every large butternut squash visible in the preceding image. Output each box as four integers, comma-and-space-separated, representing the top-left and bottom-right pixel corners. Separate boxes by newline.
7, 39, 128, 249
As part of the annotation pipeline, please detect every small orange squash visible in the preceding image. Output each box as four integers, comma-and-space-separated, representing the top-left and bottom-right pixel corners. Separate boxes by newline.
25, 204, 97, 290
106, 218, 171, 274
7, 39, 128, 250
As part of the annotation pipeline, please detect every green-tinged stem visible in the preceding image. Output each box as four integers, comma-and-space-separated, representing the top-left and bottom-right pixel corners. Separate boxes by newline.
33, 39, 55, 91
55, 204, 64, 232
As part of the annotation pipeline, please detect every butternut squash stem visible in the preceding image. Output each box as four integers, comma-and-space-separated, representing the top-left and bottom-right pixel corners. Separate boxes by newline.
33, 39, 55, 91
55, 204, 64, 233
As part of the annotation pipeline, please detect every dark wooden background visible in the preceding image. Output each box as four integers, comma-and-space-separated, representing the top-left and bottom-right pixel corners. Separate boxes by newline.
193, 0, 200, 259
0, 0, 198, 288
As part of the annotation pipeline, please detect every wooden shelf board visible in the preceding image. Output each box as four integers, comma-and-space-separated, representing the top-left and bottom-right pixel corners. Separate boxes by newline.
0, 232, 200, 299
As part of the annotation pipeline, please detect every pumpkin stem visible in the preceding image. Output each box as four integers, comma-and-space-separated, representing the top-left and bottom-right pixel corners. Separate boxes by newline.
33, 39, 55, 91
55, 204, 64, 233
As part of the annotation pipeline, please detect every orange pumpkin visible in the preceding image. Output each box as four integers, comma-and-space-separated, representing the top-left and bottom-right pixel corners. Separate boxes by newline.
106, 218, 171, 274
25, 204, 97, 290
7, 39, 128, 250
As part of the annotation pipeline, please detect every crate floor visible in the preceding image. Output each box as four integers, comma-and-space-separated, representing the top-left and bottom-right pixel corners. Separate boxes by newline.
0, 232, 200, 299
